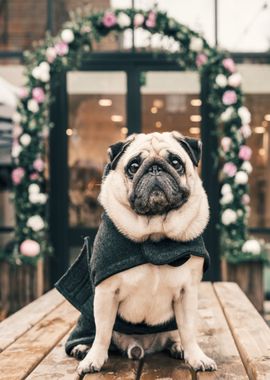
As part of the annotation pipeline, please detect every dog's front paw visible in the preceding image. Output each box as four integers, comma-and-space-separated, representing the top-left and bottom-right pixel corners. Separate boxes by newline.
77, 347, 108, 375
169, 342, 184, 360
70, 344, 90, 360
185, 350, 217, 371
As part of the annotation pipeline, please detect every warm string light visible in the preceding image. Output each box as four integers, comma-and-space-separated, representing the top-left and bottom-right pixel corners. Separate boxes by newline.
98, 98, 112, 107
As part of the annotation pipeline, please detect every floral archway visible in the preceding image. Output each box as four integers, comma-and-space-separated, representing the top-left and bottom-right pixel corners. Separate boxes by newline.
4, 7, 264, 265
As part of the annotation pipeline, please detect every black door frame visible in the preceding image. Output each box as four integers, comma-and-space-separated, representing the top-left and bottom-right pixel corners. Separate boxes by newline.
49, 52, 220, 285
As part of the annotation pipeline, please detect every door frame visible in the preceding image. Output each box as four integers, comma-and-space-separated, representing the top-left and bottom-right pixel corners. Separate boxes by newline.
49, 51, 220, 284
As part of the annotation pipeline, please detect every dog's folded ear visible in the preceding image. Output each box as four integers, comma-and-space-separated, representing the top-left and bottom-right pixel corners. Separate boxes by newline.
107, 137, 134, 170
173, 133, 202, 167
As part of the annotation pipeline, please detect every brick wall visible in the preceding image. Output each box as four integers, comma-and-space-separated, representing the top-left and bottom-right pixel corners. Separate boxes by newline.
0, 0, 111, 52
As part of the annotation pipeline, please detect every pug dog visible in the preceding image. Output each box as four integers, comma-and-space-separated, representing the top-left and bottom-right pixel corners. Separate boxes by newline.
74, 131, 217, 374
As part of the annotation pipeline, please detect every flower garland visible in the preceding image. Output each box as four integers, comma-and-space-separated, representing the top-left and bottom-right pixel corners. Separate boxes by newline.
2, 7, 265, 265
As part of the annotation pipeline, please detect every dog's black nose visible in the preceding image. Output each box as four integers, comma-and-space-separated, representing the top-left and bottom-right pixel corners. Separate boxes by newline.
148, 164, 163, 175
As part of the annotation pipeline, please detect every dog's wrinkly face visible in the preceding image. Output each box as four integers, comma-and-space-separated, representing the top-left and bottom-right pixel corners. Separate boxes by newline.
107, 131, 201, 216
126, 152, 190, 215
100, 131, 208, 242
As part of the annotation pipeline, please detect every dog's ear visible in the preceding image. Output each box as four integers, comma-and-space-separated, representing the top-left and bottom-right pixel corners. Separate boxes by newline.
107, 137, 134, 170
173, 134, 202, 166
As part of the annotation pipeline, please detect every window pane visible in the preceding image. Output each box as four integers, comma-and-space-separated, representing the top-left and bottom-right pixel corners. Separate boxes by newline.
218, 0, 270, 52
238, 64, 270, 228
141, 71, 202, 169
67, 71, 127, 229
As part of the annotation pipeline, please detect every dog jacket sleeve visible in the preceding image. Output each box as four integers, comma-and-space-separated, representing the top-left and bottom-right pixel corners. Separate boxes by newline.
55, 213, 210, 355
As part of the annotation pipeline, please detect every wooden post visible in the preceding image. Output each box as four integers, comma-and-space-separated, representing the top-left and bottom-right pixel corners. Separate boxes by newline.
221, 258, 264, 313
0, 260, 45, 317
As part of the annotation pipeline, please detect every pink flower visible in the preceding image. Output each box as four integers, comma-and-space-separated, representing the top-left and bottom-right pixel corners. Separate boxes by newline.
46, 47, 57, 63
33, 158, 45, 172
240, 125, 252, 139
102, 12, 117, 28
18, 87, 29, 99
134, 13, 144, 27
30, 173, 39, 180
55, 42, 69, 56
221, 137, 232, 152
239, 145, 252, 161
13, 125, 23, 139
223, 162, 237, 177
196, 53, 208, 67
32, 87, 45, 103
242, 194, 250, 205
222, 58, 236, 73
222, 90, 237, 105
20, 239, 40, 257
11, 167, 25, 185
145, 11, 156, 28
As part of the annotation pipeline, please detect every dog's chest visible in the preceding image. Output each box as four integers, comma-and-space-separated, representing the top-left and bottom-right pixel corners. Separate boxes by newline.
116, 262, 191, 326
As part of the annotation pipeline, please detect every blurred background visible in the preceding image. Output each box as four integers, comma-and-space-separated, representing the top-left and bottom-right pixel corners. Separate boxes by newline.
0, 0, 270, 318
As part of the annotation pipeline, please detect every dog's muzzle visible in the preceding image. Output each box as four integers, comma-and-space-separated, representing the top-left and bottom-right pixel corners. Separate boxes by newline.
129, 159, 190, 216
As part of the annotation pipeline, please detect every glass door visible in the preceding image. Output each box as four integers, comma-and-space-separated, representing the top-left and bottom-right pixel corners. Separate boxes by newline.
67, 71, 127, 261
140, 70, 201, 163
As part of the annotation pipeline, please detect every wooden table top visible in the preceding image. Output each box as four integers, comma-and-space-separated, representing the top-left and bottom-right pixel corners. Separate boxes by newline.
0, 282, 270, 380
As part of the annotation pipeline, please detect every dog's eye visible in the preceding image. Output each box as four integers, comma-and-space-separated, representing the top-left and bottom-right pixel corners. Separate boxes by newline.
128, 162, 140, 176
170, 157, 184, 173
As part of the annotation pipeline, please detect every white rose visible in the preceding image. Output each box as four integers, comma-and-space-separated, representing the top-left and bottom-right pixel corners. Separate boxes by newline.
216, 74, 227, 88
241, 161, 253, 174
32, 62, 50, 82
242, 239, 261, 255
228, 73, 242, 87
238, 106, 251, 125
117, 12, 131, 28
32, 66, 41, 80
235, 171, 248, 185
12, 144, 22, 158
20, 133, 31, 146
28, 183, 40, 194
221, 107, 234, 122
39, 70, 50, 83
37, 193, 47, 204
12, 112, 22, 124
220, 192, 233, 205
61, 29, 75, 43
221, 209, 237, 225
27, 99, 39, 113
39, 61, 50, 72
237, 209, 243, 217
189, 37, 203, 52
29, 193, 47, 204
27, 215, 45, 231
221, 184, 232, 195
134, 13, 144, 26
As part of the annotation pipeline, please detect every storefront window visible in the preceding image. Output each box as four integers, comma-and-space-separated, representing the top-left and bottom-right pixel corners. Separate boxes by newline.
67, 71, 127, 229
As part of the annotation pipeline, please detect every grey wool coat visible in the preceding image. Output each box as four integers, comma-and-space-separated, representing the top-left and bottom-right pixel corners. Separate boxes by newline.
55, 213, 210, 355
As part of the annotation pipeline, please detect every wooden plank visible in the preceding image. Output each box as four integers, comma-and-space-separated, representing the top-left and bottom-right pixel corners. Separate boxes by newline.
140, 353, 192, 379
26, 331, 79, 380
0, 288, 64, 352
84, 353, 141, 380
197, 282, 248, 380
214, 282, 270, 380
0, 301, 79, 380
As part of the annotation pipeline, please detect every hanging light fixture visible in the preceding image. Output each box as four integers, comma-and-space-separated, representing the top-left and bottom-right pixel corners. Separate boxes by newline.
98, 98, 112, 107
111, 115, 123, 122
190, 115, 201, 122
